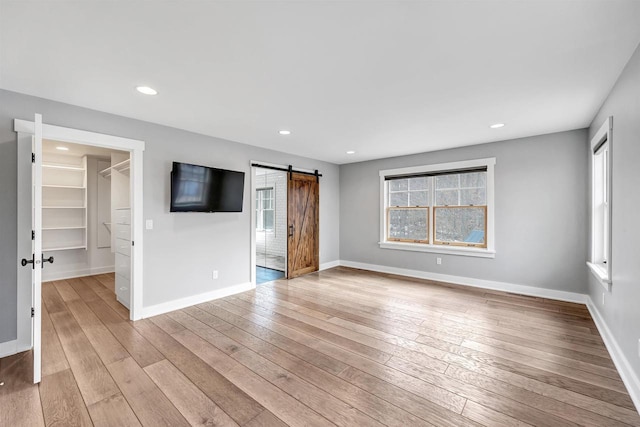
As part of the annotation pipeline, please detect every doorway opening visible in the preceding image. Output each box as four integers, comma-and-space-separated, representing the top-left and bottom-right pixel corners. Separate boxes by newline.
251, 162, 321, 285
254, 167, 287, 284
39, 139, 133, 310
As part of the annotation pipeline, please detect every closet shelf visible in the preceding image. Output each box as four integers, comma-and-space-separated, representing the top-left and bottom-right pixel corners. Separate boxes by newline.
42, 154, 88, 255
43, 226, 87, 230
43, 245, 87, 252
99, 158, 130, 179
43, 185, 86, 189
42, 163, 85, 171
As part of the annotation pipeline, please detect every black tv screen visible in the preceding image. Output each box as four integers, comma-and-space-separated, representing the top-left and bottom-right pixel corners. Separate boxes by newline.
170, 162, 245, 212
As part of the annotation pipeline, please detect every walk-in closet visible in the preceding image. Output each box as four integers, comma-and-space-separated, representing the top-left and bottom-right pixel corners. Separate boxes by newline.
41, 139, 132, 310
254, 167, 286, 283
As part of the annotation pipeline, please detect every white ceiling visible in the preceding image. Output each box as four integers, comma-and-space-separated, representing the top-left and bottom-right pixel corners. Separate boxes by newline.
2, 1, 640, 164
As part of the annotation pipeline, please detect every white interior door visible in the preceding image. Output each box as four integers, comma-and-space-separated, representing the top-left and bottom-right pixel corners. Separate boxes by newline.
17, 114, 44, 383
32, 113, 43, 383
17, 114, 56, 383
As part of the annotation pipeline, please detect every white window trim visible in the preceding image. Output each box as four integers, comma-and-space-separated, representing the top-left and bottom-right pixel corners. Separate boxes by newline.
379, 157, 496, 258
588, 117, 613, 291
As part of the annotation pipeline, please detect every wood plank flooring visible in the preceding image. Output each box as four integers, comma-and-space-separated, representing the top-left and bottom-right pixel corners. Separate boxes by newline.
1, 267, 639, 426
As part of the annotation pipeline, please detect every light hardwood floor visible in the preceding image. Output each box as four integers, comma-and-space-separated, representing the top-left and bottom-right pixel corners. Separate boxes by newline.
1, 268, 639, 426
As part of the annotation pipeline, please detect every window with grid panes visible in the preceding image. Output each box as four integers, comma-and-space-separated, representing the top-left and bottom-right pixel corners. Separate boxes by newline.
433, 171, 486, 247
381, 158, 495, 255
256, 188, 275, 231
387, 177, 430, 242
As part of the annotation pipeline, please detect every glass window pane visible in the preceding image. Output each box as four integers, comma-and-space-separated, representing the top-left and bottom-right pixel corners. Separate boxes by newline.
390, 191, 409, 207
460, 188, 486, 205
408, 177, 429, 190
388, 209, 428, 241
436, 174, 459, 189
389, 179, 408, 191
435, 189, 459, 206
264, 210, 274, 230
435, 207, 485, 245
409, 190, 429, 206
460, 172, 486, 188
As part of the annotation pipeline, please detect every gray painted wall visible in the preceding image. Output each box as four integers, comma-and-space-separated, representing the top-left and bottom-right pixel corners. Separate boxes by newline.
340, 129, 589, 293
587, 43, 640, 381
0, 89, 340, 343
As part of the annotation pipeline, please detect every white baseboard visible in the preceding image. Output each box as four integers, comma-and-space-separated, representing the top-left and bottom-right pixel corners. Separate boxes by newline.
339, 260, 587, 304
42, 266, 115, 282
319, 260, 341, 271
0, 339, 31, 358
586, 297, 640, 414
140, 282, 256, 319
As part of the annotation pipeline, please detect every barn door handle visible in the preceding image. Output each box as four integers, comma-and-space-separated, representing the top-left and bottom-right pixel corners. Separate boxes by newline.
288, 225, 294, 238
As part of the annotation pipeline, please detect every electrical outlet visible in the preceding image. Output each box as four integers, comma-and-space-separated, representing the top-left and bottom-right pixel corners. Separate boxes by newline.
436, 257, 442, 265
602, 293, 605, 305
212, 270, 219, 280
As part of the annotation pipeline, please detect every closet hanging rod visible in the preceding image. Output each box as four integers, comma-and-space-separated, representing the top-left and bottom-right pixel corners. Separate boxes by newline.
99, 158, 130, 176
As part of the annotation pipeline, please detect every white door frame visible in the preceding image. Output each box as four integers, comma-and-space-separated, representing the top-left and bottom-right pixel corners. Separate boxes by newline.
14, 119, 145, 325
250, 165, 257, 287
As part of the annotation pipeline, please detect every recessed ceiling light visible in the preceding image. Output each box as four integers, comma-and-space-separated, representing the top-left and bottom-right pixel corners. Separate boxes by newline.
279, 130, 291, 135
136, 86, 158, 95
56, 146, 69, 151
490, 123, 505, 129
346, 150, 356, 154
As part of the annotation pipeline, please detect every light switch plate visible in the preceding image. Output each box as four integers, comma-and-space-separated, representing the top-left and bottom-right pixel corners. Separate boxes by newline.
145, 219, 153, 230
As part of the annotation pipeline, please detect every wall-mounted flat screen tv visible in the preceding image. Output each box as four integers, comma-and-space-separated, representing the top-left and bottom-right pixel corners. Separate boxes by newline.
170, 162, 245, 212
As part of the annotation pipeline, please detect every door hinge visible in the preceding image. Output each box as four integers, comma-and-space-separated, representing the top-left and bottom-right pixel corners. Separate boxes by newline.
31, 307, 34, 318
32, 230, 35, 240
131, 241, 134, 246
32, 153, 35, 163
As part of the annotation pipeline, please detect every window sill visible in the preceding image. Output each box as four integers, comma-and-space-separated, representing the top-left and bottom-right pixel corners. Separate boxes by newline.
587, 262, 612, 291
379, 241, 495, 258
